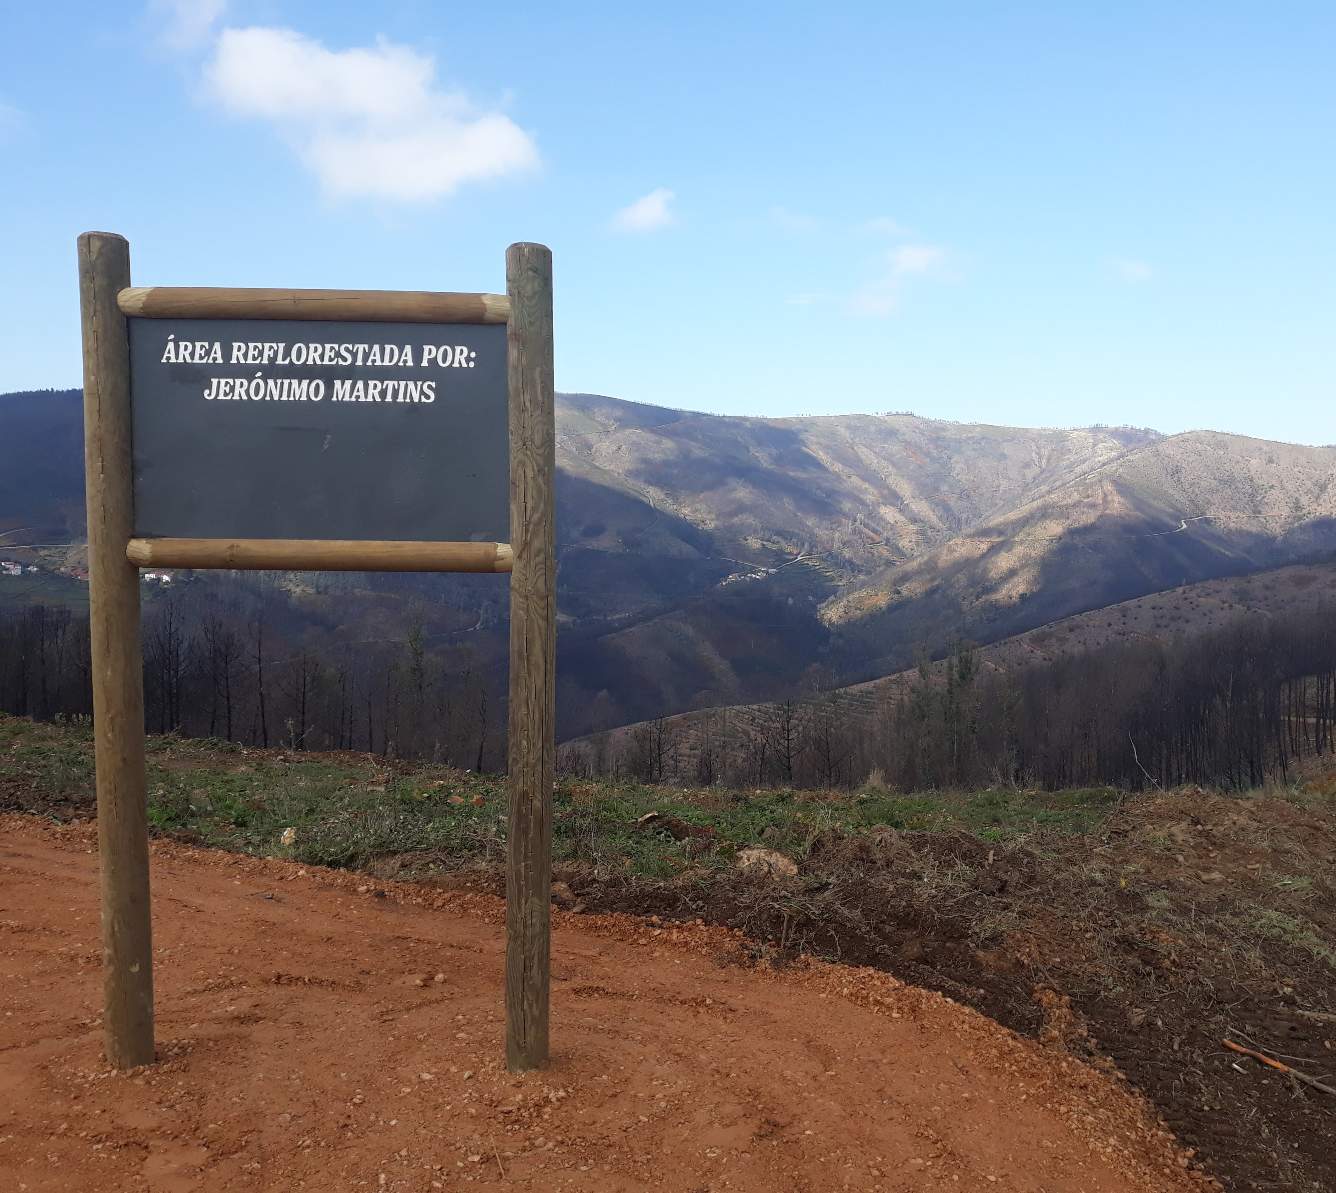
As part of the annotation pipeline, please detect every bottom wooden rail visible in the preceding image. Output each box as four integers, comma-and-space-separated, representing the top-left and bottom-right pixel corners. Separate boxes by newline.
126, 537, 513, 573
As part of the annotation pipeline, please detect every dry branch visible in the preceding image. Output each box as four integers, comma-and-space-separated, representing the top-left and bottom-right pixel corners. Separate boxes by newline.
1222, 1039, 1336, 1097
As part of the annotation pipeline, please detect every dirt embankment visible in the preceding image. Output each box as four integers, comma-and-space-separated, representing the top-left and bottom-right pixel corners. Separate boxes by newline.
0, 814, 1206, 1193
538, 790, 1336, 1193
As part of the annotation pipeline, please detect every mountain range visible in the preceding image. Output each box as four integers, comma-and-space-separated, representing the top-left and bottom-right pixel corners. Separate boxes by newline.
3, 387, 1334, 740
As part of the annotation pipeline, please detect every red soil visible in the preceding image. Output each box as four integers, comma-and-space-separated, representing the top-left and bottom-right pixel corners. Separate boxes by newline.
0, 814, 1209, 1192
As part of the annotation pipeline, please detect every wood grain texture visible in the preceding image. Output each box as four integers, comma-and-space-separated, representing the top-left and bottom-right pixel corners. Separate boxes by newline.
79, 232, 155, 1069
127, 538, 513, 574
503, 243, 556, 1072
118, 287, 510, 324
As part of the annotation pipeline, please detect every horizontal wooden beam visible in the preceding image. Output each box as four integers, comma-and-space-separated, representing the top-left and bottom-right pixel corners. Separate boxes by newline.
126, 537, 513, 573
118, 287, 510, 325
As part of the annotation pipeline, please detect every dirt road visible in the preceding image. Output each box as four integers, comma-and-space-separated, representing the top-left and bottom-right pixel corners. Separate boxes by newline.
0, 814, 1206, 1192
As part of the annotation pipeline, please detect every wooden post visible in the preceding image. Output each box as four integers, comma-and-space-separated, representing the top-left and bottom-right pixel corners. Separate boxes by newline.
78, 232, 155, 1068
504, 242, 556, 1071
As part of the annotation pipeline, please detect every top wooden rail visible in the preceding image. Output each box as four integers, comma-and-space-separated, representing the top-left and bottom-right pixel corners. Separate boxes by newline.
117, 287, 510, 324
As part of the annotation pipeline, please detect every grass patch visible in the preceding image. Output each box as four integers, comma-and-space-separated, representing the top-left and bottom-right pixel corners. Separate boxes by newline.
1241, 908, 1336, 970
0, 714, 95, 800
1, 713, 1135, 878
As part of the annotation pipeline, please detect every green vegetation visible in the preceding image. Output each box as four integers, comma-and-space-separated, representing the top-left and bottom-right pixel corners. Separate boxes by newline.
129, 763, 1126, 877
2, 713, 1122, 879
1, 713, 95, 797
854, 785, 1123, 839
1241, 907, 1336, 970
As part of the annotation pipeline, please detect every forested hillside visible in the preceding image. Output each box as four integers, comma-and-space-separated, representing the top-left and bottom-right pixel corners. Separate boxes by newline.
567, 560, 1336, 792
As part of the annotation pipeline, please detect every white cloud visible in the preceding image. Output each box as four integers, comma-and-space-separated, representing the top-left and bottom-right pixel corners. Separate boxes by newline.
207, 28, 431, 123
152, 0, 227, 51
201, 26, 537, 202
1113, 257, 1154, 283
613, 188, 676, 232
764, 210, 944, 313
850, 243, 949, 316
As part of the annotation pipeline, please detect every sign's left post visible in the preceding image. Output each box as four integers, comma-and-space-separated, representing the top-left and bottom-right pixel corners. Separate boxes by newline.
77, 231, 155, 1068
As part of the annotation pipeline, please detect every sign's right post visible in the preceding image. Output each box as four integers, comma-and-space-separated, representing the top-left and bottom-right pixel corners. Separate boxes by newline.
503, 242, 556, 1072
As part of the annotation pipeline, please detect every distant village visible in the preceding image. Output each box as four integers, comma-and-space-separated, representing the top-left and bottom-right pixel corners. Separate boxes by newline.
0, 559, 172, 585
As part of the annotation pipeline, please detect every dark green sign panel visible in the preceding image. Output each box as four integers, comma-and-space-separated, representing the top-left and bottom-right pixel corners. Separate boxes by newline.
128, 318, 509, 542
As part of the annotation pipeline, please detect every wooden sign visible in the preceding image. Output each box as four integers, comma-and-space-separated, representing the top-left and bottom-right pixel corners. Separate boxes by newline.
127, 318, 509, 543
78, 233, 555, 1073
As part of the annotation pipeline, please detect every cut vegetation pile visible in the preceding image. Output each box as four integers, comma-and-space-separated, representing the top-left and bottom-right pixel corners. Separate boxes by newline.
3, 713, 1333, 1191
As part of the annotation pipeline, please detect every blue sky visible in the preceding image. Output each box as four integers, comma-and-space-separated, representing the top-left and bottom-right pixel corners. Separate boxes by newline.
1, 1, 1333, 444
